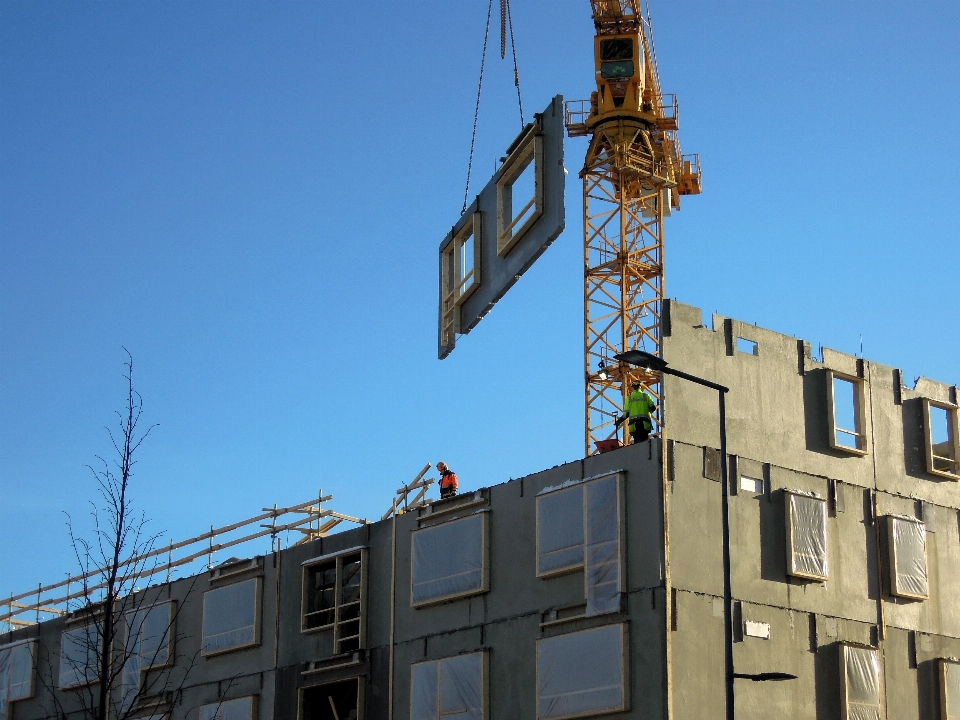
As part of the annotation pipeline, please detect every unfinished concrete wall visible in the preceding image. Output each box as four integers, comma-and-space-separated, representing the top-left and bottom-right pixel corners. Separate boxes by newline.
664, 299, 960, 720
1, 443, 666, 720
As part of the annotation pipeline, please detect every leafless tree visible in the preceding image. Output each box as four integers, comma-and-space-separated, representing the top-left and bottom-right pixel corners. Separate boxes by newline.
40, 351, 199, 720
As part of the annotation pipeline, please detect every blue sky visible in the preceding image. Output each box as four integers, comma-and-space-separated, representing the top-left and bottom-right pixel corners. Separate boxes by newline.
2, 1, 958, 599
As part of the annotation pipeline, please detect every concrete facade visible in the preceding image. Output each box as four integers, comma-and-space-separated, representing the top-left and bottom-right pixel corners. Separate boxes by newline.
2, 299, 957, 720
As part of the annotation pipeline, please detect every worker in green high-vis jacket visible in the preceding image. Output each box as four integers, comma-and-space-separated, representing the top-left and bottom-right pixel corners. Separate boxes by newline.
617, 380, 657, 443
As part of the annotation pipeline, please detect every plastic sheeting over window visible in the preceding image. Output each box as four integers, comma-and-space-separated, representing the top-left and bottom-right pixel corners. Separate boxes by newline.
0, 640, 36, 714
943, 660, 960, 720
888, 516, 929, 599
537, 475, 621, 616
59, 624, 100, 688
537, 624, 626, 719
202, 578, 260, 655
412, 515, 485, 606
841, 645, 881, 720
585, 476, 620, 615
537, 486, 585, 575
121, 602, 174, 713
786, 492, 828, 580
411, 652, 484, 720
199, 695, 257, 720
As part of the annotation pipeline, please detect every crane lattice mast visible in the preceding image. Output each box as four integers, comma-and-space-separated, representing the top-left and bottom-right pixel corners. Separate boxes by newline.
566, 0, 701, 455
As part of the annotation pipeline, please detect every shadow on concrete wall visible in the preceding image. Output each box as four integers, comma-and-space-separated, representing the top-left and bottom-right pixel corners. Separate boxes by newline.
803, 369, 832, 456
862, 489, 881, 602
814, 642, 840, 720
759, 490, 786, 583
916, 658, 939, 720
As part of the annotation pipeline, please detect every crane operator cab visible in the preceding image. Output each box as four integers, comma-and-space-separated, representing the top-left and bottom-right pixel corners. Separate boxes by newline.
594, 35, 646, 115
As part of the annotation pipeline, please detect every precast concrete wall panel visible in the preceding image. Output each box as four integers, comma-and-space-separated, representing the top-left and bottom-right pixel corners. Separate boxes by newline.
438, 95, 565, 359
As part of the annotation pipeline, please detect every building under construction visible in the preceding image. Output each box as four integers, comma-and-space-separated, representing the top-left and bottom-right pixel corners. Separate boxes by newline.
1, 300, 958, 720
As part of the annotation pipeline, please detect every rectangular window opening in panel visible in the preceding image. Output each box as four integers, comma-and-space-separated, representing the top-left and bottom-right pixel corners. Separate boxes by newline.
840, 644, 881, 720
201, 577, 261, 656
199, 695, 258, 720
302, 549, 367, 653
924, 399, 959, 478
440, 243, 458, 351
59, 624, 100, 688
301, 677, 363, 720
536, 475, 623, 617
736, 337, 758, 355
785, 491, 828, 581
0, 639, 37, 712
410, 651, 485, 720
827, 371, 868, 454
537, 623, 627, 719
412, 514, 487, 607
887, 516, 929, 600
497, 131, 543, 256
121, 602, 175, 714
940, 659, 960, 720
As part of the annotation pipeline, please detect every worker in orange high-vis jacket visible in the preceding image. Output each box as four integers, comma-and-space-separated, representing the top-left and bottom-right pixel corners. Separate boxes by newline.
437, 461, 459, 499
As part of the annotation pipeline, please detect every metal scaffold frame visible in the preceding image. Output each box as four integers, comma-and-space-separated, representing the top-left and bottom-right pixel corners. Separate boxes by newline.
2, 465, 439, 633
0, 498, 357, 633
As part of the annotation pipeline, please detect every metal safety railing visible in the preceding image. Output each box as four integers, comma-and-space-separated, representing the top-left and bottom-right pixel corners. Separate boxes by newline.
1, 491, 369, 632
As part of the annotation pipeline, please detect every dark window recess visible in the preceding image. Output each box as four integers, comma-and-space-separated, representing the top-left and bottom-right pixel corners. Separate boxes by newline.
703, 447, 721, 482
600, 60, 635, 79
600, 38, 633, 61
301, 678, 361, 720
303, 551, 365, 653
304, 563, 337, 630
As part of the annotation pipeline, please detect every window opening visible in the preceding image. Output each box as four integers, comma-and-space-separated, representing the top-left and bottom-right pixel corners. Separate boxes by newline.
537, 623, 627, 719
887, 516, 929, 599
200, 696, 257, 720
497, 130, 543, 256
202, 577, 260, 656
121, 602, 174, 713
0, 640, 36, 714
924, 400, 959, 477
440, 213, 482, 351
411, 651, 485, 720
302, 549, 366, 654
585, 476, 620, 615
827, 371, 867, 453
537, 475, 622, 617
840, 644, 881, 720
301, 677, 362, 720
412, 514, 486, 606
598, 38, 638, 80
941, 659, 960, 720
785, 491, 828, 581
59, 624, 100, 688
736, 338, 758, 355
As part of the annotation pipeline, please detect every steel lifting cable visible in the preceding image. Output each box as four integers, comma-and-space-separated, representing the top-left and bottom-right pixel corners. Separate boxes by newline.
462, 0, 494, 215
504, 0, 524, 127
462, 0, 525, 214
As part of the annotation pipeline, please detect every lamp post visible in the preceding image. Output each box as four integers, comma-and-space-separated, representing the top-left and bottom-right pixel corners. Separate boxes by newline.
615, 350, 734, 720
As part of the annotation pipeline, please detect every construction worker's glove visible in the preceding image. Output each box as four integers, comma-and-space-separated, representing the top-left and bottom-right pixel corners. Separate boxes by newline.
614, 414, 627, 427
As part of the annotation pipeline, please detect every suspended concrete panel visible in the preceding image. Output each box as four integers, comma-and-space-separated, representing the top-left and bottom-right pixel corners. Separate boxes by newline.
439, 95, 565, 359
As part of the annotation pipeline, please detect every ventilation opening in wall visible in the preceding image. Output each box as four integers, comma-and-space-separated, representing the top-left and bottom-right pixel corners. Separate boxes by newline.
736, 338, 758, 355
301, 677, 361, 720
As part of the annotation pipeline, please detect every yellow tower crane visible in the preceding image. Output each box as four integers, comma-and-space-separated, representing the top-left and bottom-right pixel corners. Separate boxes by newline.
566, 0, 701, 455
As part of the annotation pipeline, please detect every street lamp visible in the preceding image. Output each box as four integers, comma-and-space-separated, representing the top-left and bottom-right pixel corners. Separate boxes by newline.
614, 350, 735, 720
